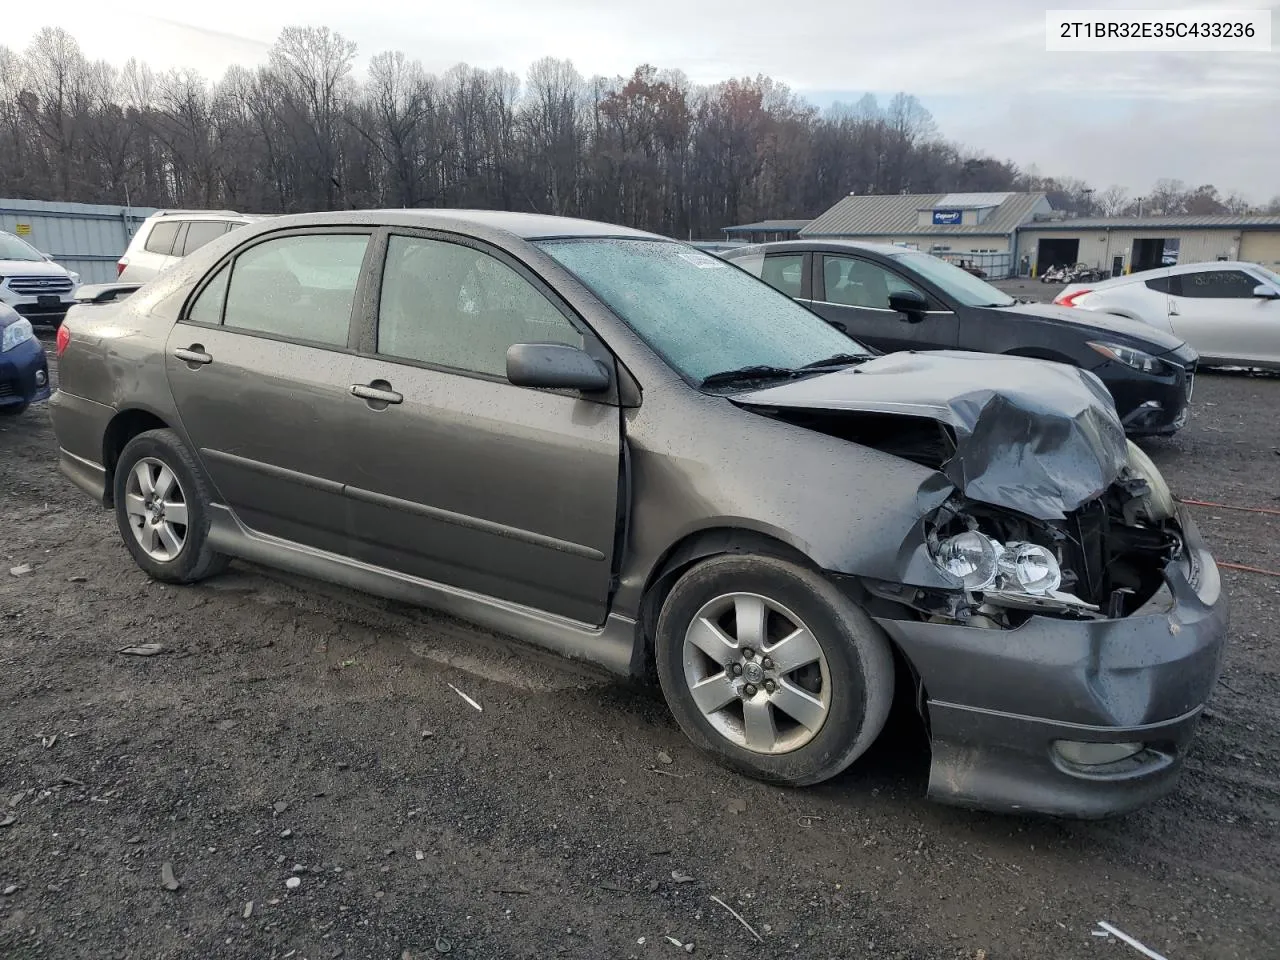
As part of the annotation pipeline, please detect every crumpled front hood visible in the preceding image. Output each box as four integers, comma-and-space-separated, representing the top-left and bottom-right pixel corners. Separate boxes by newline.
998, 302, 1185, 353
733, 351, 1130, 520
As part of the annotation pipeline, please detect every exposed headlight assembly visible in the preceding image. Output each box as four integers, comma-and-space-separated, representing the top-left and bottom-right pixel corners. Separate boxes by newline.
1, 317, 34, 352
1087, 340, 1164, 374
934, 531, 1002, 590
932, 532, 1062, 596
1124, 439, 1175, 522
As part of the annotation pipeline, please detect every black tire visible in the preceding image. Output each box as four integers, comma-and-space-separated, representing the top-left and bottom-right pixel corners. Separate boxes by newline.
655, 554, 894, 786
0, 403, 29, 417
113, 428, 229, 583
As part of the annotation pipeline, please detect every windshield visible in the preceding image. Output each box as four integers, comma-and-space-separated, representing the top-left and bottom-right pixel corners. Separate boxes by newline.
536, 238, 871, 384
0, 233, 46, 262
891, 251, 1015, 307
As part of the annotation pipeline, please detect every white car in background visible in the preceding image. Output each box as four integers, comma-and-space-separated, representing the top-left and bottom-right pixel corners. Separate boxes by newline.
0, 231, 80, 327
1056, 261, 1280, 370
117, 210, 267, 282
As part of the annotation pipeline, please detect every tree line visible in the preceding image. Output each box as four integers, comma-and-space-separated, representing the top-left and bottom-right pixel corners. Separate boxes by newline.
1, 26, 1275, 238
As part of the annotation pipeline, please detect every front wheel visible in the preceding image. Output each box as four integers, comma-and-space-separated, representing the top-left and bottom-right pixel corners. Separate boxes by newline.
113, 428, 229, 583
655, 554, 894, 786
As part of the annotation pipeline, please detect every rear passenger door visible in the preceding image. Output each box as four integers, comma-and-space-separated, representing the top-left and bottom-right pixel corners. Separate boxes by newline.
811, 254, 957, 353
341, 231, 622, 625
165, 229, 374, 553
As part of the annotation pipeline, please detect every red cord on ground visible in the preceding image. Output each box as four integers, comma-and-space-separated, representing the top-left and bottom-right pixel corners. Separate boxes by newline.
1178, 497, 1280, 518
1175, 499, 1280, 576
1219, 561, 1280, 578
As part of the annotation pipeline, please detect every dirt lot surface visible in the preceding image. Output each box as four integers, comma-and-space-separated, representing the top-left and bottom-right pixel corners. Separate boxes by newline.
2, 336, 1278, 960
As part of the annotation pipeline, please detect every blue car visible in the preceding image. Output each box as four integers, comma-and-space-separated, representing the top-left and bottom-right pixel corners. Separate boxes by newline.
0, 304, 51, 416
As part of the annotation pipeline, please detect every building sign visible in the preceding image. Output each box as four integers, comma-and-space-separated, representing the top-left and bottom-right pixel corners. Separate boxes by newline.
15, 223, 32, 236
931, 210, 963, 226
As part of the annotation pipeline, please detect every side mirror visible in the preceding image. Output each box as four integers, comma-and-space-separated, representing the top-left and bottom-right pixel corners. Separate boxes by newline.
1252, 284, 1280, 300
889, 289, 929, 322
506, 342, 611, 392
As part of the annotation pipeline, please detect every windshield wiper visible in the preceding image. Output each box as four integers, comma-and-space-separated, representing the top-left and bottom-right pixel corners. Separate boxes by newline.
699, 365, 801, 389
797, 353, 868, 371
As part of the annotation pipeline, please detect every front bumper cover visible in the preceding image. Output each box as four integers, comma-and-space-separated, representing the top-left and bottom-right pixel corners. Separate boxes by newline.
871, 507, 1227, 817
0, 336, 52, 408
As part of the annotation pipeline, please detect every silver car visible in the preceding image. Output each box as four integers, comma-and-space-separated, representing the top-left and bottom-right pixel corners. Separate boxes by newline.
1057, 261, 1280, 369
49, 210, 1226, 817
118, 210, 265, 282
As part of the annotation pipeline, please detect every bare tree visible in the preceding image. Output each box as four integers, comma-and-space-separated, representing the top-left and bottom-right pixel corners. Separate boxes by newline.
2, 22, 1267, 237
1095, 185, 1130, 217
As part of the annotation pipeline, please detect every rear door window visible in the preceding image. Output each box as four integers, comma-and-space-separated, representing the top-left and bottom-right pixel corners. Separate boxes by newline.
144, 221, 180, 255
758, 254, 805, 297
182, 221, 232, 256
220, 233, 371, 347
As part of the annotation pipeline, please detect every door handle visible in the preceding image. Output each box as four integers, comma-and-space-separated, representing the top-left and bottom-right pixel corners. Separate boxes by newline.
1169, 302, 1180, 316
174, 345, 212, 365
351, 382, 403, 406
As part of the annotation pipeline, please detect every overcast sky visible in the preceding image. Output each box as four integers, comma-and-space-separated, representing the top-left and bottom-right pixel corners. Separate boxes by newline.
12, 1, 1280, 202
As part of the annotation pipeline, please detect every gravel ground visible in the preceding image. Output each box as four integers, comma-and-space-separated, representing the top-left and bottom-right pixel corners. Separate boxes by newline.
2, 335, 1278, 960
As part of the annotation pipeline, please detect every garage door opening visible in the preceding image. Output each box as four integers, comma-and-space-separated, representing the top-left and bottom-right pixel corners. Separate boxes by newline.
1036, 238, 1079, 274
1131, 238, 1174, 273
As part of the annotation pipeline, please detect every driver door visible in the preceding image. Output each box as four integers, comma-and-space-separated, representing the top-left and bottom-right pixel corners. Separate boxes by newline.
340, 232, 622, 625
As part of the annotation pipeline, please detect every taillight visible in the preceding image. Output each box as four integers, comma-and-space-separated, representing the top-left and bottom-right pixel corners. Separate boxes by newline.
56, 324, 71, 358
116, 259, 127, 277
1054, 289, 1092, 307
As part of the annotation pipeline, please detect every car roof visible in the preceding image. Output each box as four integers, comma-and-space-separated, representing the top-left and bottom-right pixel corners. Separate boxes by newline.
234, 209, 663, 242
1168, 260, 1261, 274
722, 239, 910, 258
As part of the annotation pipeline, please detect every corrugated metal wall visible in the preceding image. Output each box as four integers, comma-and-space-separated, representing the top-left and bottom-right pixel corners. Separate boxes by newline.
1017, 228, 1244, 275
0, 198, 160, 284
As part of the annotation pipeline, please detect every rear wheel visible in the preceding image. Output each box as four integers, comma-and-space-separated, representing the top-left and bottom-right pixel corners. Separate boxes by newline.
113, 429, 229, 583
655, 554, 894, 786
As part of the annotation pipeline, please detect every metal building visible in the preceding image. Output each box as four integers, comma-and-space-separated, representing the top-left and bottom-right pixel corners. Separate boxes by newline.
799, 192, 1052, 278
720, 219, 812, 244
0, 198, 159, 284
1015, 214, 1280, 277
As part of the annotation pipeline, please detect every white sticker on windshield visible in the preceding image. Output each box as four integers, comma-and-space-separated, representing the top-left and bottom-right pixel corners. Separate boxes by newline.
678, 251, 726, 268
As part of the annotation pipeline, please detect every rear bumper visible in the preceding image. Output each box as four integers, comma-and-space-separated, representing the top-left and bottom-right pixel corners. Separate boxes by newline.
49, 389, 113, 504
873, 508, 1227, 817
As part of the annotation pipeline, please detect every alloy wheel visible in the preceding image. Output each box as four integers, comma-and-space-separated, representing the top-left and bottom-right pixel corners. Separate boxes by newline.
681, 592, 831, 754
123, 457, 189, 562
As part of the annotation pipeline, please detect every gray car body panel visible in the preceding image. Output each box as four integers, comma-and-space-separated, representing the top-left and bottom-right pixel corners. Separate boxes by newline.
48, 210, 1228, 817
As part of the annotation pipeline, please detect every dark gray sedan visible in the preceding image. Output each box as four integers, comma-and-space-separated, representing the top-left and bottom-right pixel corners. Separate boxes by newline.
722, 240, 1199, 436
49, 211, 1226, 816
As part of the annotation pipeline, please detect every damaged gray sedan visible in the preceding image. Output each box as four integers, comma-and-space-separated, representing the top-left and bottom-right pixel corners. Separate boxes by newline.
49, 211, 1227, 817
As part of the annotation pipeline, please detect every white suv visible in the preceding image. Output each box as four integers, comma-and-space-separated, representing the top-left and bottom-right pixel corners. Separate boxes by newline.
117, 211, 266, 282
0, 230, 80, 326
